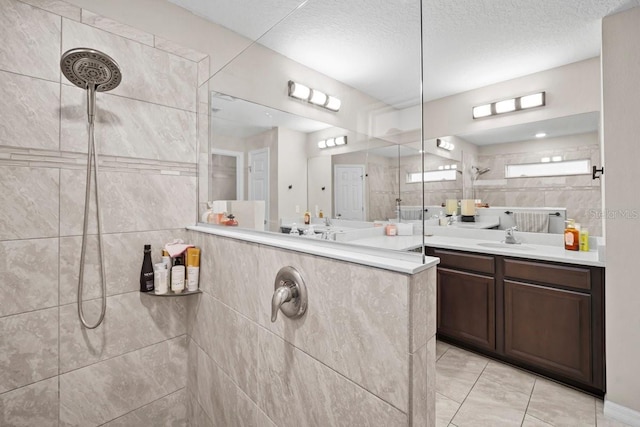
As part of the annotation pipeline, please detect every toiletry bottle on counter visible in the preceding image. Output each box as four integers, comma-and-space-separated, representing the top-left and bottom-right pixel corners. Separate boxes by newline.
304, 210, 311, 224
171, 257, 185, 293
580, 228, 590, 252
154, 263, 168, 295
224, 214, 238, 226
385, 223, 397, 236
319, 210, 324, 218
140, 244, 154, 292
186, 247, 200, 292
161, 250, 171, 290
564, 220, 579, 251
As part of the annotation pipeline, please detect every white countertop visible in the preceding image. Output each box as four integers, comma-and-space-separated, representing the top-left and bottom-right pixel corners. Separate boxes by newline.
188, 225, 438, 274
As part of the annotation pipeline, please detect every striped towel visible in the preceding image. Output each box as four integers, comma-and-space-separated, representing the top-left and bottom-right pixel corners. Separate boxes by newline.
513, 212, 549, 233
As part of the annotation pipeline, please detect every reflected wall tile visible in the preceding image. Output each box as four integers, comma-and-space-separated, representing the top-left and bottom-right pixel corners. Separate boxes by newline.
59, 229, 188, 304
62, 19, 197, 111
410, 266, 437, 351
197, 57, 210, 86
0, 0, 60, 81
0, 377, 58, 427
81, 10, 154, 46
59, 292, 187, 373
0, 70, 60, 150
0, 308, 58, 394
257, 328, 407, 427
198, 236, 260, 320
0, 166, 59, 240
60, 169, 195, 236
103, 388, 187, 427
61, 85, 197, 162
17, 0, 80, 20
257, 245, 409, 411
191, 293, 258, 401
504, 191, 546, 207
0, 238, 58, 317
155, 36, 208, 62
196, 346, 258, 427
59, 336, 187, 426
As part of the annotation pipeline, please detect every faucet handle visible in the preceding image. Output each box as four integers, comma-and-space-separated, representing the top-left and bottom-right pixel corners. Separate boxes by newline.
270, 266, 307, 323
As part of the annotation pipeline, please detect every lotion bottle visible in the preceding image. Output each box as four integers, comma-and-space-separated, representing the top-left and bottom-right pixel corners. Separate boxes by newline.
171, 257, 185, 293
580, 228, 590, 252
186, 247, 200, 292
564, 220, 579, 251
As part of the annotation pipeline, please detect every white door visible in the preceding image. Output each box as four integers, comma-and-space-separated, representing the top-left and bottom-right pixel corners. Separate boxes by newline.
334, 165, 365, 220
248, 148, 269, 224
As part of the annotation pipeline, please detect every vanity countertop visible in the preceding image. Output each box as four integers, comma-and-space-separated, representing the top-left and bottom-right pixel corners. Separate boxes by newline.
349, 232, 604, 267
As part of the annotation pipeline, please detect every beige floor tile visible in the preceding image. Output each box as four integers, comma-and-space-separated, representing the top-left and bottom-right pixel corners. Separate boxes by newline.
480, 360, 536, 396
596, 400, 633, 427
436, 392, 460, 427
451, 376, 530, 426
436, 347, 488, 403
436, 340, 452, 360
527, 378, 596, 426
522, 414, 554, 426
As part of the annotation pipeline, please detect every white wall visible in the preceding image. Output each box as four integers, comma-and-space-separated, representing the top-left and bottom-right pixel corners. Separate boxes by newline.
307, 156, 332, 217
602, 5, 640, 416
277, 127, 308, 220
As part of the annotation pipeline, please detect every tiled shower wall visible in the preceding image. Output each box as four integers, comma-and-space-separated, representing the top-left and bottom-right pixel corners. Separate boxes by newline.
186, 231, 437, 426
0, 0, 206, 424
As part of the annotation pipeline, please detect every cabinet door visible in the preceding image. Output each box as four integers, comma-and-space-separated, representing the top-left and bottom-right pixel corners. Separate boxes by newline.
504, 281, 591, 383
437, 268, 495, 350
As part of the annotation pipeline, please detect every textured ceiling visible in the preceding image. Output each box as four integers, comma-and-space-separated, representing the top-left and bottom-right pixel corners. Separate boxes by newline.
170, 0, 640, 108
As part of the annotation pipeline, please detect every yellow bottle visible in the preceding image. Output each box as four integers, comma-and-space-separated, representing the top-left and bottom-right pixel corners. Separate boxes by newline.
580, 228, 589, 252
304, 211, 310, 225
564, 219, 579, 251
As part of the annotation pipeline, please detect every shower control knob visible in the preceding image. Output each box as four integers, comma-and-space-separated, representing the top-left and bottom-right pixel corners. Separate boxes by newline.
270, 266, 307, 322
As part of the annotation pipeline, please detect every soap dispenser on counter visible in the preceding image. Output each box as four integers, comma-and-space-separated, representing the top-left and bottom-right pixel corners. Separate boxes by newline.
564, 219, 580, 251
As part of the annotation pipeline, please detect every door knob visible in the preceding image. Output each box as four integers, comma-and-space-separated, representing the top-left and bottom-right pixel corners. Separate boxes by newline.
271, 266, 307, 322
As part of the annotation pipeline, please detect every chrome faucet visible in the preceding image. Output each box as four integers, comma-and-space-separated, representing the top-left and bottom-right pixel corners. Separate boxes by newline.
504, 226, 520, 244
324, 217, 332, 226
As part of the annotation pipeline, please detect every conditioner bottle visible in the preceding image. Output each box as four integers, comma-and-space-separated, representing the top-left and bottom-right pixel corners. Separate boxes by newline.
140, 244, 155, 292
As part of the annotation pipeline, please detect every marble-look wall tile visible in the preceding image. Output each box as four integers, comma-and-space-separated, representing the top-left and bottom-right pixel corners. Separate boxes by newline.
59, 292, 187, 373
0, 70, 60, 150
187, 391, 214, 427
196, 345, 258, 427
504, 190, 546, 207
17, 0, 80, 20
0, 377, 58, 427
62, 19, 197, 112
197, 235, 260, 320
60, 169, 195, 236
0, 166, 59, 240
191, 293, 258, 401
187, 338, 198, 397
59, 229, 188, 304
197, 57, 210, 87
103, 388, 187, 427
257, 328, 407, 427
59, 336, 187, 426
60, 84, 197, 163
409, 266, 436, 352
0, 308, 58, 394
81, 10, 154, 46
155, 36, 208, 62
0, 0, 60, 81
411, 337, 436, 427
0, 238, 58, 317
257, 245, 409, 411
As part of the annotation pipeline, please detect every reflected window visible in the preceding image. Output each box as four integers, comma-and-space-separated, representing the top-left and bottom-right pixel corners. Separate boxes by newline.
406, 169, 457, 183
505, 159, 590, 178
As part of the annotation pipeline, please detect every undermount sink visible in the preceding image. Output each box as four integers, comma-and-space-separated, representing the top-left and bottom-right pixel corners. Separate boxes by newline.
477, 242, 534, 250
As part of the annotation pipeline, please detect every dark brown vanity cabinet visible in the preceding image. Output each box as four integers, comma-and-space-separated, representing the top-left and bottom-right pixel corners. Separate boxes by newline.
427, 247, 605, 394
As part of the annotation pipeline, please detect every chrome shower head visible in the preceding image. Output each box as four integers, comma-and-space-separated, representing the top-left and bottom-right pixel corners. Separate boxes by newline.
472, 166, 491, 175
60, 48, 122, 92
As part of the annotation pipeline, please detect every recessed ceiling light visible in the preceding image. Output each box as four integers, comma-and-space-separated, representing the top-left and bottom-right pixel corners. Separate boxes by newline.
535, 132, 547, 138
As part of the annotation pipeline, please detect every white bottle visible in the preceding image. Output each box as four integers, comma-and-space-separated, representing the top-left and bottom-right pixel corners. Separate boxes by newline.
171, 258, 185, 293
289, 223, 299, 235
154, 263, 168, 295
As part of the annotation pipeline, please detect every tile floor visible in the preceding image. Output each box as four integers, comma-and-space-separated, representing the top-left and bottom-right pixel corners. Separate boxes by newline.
436, 341, 630, 427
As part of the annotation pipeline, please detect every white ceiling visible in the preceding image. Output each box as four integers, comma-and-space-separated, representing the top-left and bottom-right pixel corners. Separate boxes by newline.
169, 0, 640, 108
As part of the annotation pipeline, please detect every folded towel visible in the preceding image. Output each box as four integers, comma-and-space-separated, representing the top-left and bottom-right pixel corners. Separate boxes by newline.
164, 239, 194, 257
513, 212, 549, 233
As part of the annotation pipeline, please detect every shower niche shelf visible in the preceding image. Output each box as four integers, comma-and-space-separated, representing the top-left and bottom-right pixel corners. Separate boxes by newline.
141, 290, 202, 297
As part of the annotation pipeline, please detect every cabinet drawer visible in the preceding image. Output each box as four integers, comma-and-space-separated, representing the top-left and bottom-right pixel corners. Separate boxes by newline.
432, 249, 494, 274
503, 258, 591, 291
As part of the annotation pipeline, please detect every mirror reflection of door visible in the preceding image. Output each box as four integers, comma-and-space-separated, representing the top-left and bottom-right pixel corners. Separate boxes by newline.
248, 148, 270, 225
211, 149, 243, 201
334, 165, 365, 220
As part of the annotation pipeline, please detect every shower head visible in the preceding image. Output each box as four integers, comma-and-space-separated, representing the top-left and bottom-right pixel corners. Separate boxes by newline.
60, 48, 122, 92
472, 166, 491, 176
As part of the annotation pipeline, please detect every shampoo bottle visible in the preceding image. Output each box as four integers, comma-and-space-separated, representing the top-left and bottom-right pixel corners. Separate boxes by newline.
186, 247, 200, 292
304, 210, 311, 225
171, 257, 185, 293
140, 244, 154, 292
564, 220, 579, 251
154, 263, 168, 295
580, 228, 590, 252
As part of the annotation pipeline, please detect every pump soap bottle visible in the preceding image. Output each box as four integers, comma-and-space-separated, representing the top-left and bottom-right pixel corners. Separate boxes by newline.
171, 257, 185, 293
140, 244, 155, 292
564, 220, 579, 251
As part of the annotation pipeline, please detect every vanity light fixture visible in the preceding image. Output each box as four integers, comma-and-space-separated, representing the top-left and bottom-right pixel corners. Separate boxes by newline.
436, 138, 455, 151
472, 91, 546, 119
552, 155, 563, 162
535, 132, 547, 138
317, 135, 347, 150
541, 157, 551, 163
288, 80, 341, 112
